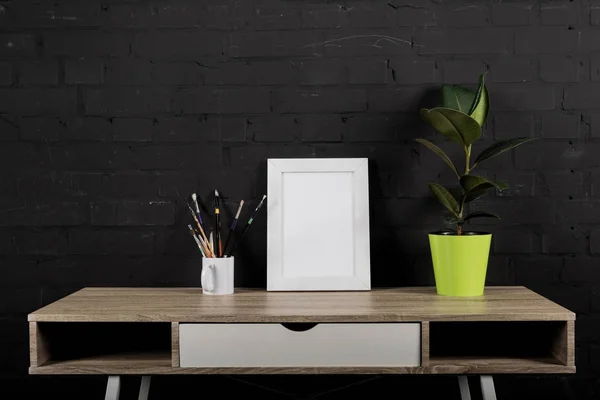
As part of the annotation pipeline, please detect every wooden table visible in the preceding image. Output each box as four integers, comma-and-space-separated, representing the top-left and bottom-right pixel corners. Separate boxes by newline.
28, 286, 575, 400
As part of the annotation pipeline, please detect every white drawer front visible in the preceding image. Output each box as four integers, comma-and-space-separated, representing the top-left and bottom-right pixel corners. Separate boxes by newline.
179, 323, 421, 367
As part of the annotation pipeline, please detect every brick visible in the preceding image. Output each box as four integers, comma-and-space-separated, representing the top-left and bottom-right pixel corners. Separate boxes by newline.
442, 60, 487, 84
0, 118, 18, 142
302, 5, 349, 28
272, 89, 366, 113
417, 29, 512, 55
65, 59, 103, 85
106, 60, 202, 86
557, 200, 600, 224
543, 228, 587, 254
541, 56, 579, 82
494, 172, 535, 197
515, 27, 579, 54
589, 172, 600, 196
436, 5, 487, 27
516, 142, 600, 170
0, 143, 53, 170
0, 202, 83, 226
0, 88, 76, 115
491, 4, 532, 26
68, 117, 112, 141
471, 199, 555, 225
45, 33, 130, 57
347, 59, 387, 84
72, 172, 177, 198
541, 114, 579, 138
592, 114, 600, 138
172, 88, 218, 114
16, 172, 87, 198
490, 59, 531, 83
157, 117, 213, 142
230, 31, 323, 58
254, 61, 297, 85
50, 144, 221, 171
0, 34, 36, 57
563, 257, 600, 281
541, 3, 578, 26
493, 230, 535, 253
200, 62, 252, 86
589, 56, 600, 83
591, 231, 600, 254
68, 229, 155, 255
581, 29, 600, 52
368, 88, 428, 112
564, 84, 600, 109
218, 88, 270, 114
347, 4, 395, 28
107, 4, 203, 28
0, 62, 12, 85
2, 2, 102, 29
20, 60, 59, 85
389, 59, 436, 84
323, 29, 413, 57
11, 229, 67, 255
112, 118, 154, 142
301, 115, 343, 142
536, 172, 584, 197
344, 115, 399, 142
85, 88, 173, 116
397, 8, 435, 27
593, 5, 600, 25
298, 59, 344, 85
494, 113, 534, 139
90, 201, 174, 226
491, 85, 556, 111
514, 257, 561, 284
208, 116, 246, 142
203, 4, 246, 30
135, 32, 226, 59
252, 5, 302, 30
248, 115, 298, 142
19, 118, 66, 141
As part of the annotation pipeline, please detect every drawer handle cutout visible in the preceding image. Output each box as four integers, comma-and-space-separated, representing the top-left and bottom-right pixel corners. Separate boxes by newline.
281, 323, 318, 332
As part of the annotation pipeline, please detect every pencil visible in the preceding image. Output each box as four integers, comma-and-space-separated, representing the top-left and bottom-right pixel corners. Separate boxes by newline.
226, 194, 266, 257
223, 200, 244, 256
214, 190, 222, 257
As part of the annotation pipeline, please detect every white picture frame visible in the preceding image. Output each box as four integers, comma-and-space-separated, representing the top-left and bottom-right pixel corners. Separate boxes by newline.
267, 158, 371, 291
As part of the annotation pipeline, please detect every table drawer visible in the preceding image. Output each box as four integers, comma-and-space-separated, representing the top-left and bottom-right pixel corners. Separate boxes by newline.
179, 323, 421, 367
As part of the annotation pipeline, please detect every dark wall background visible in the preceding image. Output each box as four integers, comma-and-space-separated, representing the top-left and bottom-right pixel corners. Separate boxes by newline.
1, 0, 599, 398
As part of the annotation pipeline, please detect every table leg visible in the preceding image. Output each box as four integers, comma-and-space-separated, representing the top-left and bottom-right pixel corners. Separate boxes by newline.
138, 376, 151, 400
105, 376, 121, 400
480, 375, 497, 400
458, 376, 471, 400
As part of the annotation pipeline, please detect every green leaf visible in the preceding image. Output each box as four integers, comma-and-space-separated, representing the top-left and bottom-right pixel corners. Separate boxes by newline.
420, 107, 482, 146
463, 211, 501, 222
415, 138, 460, 178
468, 73, 490, 127
460, 175, 509, 192
441, 84, 476, 114
463, 186, 490, 203
428, 182, 460, 216
473, 138, 535, 166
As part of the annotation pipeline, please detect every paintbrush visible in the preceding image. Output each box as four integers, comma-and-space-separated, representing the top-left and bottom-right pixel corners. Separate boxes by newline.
191, 193, 204, 227
214, 189, 222, 257
187, 204, 214, 257
187, 224, 206, 257
223, 200, 244, 257
226, 194, 266, 257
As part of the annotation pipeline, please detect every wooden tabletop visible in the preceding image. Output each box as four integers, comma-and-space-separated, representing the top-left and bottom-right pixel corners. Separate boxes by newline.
28, 286, 575, 323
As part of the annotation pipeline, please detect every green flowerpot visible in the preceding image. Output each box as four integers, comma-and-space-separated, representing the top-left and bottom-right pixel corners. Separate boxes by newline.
428, 231, 492, 297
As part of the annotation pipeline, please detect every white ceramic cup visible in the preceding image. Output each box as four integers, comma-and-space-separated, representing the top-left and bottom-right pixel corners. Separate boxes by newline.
201, 257, 234, 295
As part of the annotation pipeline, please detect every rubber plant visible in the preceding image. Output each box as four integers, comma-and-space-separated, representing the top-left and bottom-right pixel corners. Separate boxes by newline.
416, 73, 535, 235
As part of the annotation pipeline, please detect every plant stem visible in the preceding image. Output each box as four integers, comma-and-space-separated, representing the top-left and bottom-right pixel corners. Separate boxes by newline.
457, 224, 463, 236
464, 145, 471, 175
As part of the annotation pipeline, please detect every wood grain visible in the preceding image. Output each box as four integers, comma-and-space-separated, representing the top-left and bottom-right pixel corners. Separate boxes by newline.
552, 320, 575, 366
421, 321, 429, 366
28, 354, 575, 375
171, 322, 179, 368
29, 322, 50, 367
28, 287, 575, 323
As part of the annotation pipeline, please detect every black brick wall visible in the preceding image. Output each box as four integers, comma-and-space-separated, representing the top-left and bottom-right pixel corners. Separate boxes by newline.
1, 0, 599, 399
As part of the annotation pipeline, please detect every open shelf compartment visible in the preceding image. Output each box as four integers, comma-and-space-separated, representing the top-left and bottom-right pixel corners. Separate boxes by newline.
30, 322, 172, 373
428, 320, 574, 373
